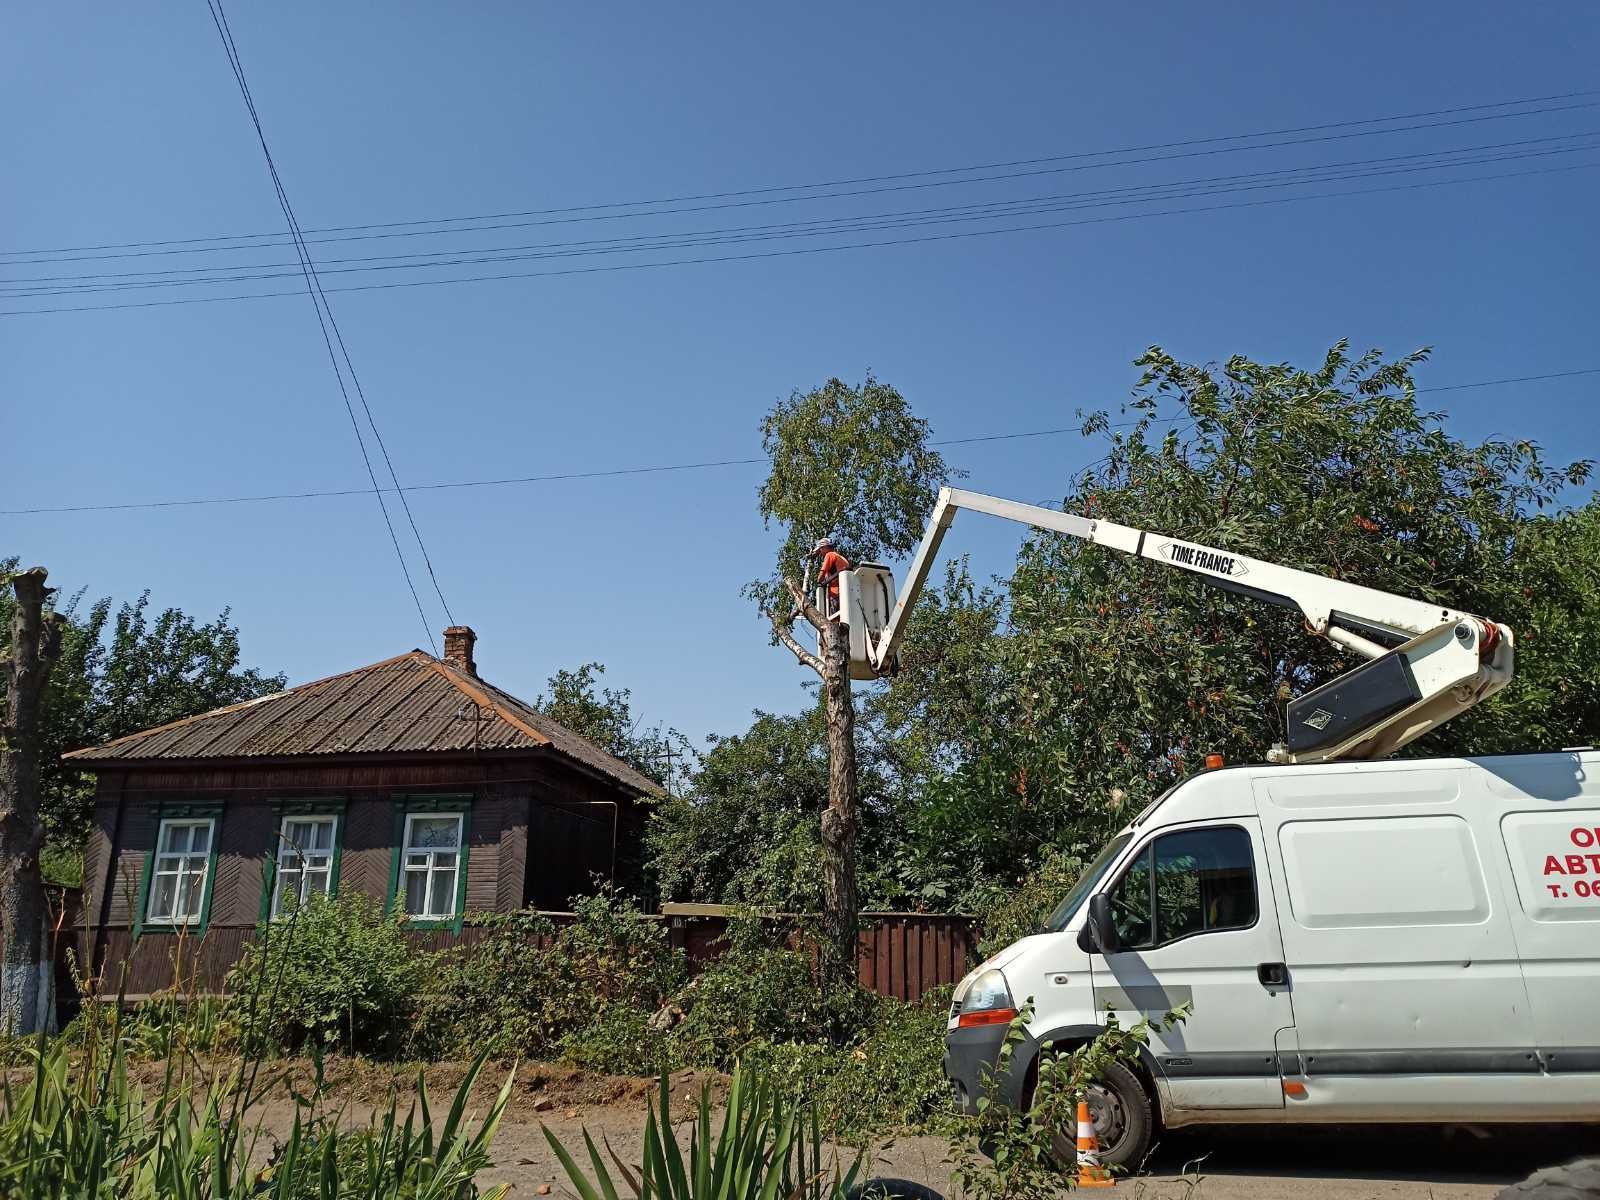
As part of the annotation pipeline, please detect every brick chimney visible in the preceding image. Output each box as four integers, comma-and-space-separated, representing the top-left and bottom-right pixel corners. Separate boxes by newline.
442, 626, 477, 675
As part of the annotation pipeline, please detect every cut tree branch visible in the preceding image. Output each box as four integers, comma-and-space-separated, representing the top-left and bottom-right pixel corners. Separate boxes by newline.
772, 615, 824, 674
786, 578, 828, 633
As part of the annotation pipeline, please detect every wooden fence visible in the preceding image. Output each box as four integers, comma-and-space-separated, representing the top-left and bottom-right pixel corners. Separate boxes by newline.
63, 908, 974, 1015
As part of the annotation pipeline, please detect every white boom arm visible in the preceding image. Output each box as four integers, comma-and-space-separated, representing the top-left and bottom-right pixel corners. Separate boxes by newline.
866, 487, 1514, 764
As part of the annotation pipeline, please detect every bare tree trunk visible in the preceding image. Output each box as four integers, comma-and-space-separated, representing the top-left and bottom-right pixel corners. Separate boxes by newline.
817, 614, 859, 992
0, 568, 64, 1036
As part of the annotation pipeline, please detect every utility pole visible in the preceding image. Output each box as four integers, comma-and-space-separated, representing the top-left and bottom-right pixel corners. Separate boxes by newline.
0, 567, 65, 1035
653, 742, 682, 795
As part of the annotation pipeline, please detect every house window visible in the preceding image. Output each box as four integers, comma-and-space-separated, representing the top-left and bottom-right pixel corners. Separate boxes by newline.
147, 818, 215, 925
271, 815, 339, 917
400, 812, 463, 919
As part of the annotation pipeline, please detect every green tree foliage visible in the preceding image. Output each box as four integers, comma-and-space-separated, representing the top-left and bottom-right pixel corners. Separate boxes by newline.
534, 660, 686, 785
996, 342, 1592, 813
646, 705, 913, 913
0, 564, 285, 852
648, 709, 831, 911
745, 374, 953, 621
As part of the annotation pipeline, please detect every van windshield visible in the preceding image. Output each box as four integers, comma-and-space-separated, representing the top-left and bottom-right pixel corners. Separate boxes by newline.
1044, 833, 1133, 932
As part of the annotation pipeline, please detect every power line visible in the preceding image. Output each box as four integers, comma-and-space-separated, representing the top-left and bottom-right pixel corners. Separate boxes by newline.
8, 131, 1595, 296
6, 155, 1596, 318
204, 0, 451, 649
4, 368, 1593, 517
5, 91, 1597, 266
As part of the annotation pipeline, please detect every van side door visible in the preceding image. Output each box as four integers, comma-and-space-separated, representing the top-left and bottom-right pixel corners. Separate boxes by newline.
1255, 768, 1538, 1117
1090, 819, 1295, 1110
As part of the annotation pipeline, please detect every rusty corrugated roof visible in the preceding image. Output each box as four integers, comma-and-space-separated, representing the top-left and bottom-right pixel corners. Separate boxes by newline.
63, 650, 659, 794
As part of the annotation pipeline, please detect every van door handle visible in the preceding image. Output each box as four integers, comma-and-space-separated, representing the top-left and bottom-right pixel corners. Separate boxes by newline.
1257, 962, 1289, 988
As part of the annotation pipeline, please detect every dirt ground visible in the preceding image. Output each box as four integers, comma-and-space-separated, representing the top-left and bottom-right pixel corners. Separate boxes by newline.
129, 1059, 1600, 1199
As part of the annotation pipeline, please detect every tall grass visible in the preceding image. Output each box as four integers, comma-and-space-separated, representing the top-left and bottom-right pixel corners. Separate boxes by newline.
1, 869, 515, 1198
0, 1030, 514, 1198
544, 1066, 865, 1200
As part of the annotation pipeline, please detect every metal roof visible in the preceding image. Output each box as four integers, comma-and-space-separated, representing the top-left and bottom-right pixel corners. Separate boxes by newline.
63, 650, 660, 795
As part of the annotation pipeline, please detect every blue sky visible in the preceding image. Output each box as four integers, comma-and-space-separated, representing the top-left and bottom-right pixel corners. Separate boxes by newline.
3, 3, 1597, 756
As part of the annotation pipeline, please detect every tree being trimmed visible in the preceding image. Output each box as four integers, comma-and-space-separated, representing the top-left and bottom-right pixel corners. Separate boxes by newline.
746, 374, 950, 988
0, 567, 66, 1035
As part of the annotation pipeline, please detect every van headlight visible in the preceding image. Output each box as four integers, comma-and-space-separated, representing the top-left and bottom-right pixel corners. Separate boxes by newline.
953, 968, 1018, 1028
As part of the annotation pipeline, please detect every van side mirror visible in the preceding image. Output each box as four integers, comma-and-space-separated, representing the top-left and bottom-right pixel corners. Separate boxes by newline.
1079, 893, 1120, 956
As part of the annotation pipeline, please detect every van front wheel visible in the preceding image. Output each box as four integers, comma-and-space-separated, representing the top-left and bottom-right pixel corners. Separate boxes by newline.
1041, 1060, 1153, 1173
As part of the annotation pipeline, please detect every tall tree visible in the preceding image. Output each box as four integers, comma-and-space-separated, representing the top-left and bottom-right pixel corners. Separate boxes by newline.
534, 661, 686, 788
0, 564, 287, 858
747, 374, 949, 983
0, 568, 66, 1034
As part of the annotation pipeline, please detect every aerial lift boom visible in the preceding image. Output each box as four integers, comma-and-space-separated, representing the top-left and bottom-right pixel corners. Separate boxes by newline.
851, 487, 1514, 764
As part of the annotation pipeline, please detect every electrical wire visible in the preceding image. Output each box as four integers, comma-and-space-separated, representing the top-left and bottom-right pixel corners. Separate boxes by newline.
205, 0, 451, 648
6, 155, 1595, 318
5, 91, 1597, 266
3, 368, 1593, 517
7, 131, 1595, 296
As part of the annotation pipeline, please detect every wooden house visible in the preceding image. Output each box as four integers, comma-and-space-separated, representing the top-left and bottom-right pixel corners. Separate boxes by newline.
65, 626, 659, 994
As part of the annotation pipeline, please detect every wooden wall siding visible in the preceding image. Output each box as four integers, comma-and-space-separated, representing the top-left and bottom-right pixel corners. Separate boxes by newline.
526, 802, 613, 909
339, 796, 394, 904
105, 802, 156, 927
73, 912, 976, 1004
463, 791, 505, 911
214, 801, 273, 925
496, 797, 530, 913
110, 758, 540, 795
83, 798, 118, 932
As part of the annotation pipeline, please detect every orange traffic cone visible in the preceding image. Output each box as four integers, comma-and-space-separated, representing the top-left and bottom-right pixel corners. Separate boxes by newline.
1074, 1098, 1114, 1188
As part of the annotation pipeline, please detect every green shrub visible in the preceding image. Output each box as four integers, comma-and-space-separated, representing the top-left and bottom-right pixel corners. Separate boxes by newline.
411, 909, 559, 1059
420, 888, 685, 1063
96, 995, 235, 1058
669, 939, 833, 1067
544, 889, 686, 1027
225, 892, 423, 1056
40, 840, 84, 887
739, 987, 952, 1139
559, 1003, 668, 1075
970, 846, 1087, 959
825, 988, 951, 1133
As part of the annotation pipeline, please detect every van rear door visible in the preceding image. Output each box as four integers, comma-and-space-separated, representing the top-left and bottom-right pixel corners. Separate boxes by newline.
1089, 818, 1294, 1109
1483, 755, 1600, 1081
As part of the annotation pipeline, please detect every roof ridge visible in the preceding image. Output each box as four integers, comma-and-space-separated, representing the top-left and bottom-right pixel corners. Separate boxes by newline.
422, 655, 552, 747
61, 650, 424, 761
455, 666, 662, 796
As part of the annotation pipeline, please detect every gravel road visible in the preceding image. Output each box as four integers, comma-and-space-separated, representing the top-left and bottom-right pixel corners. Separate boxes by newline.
489, 1113, 1600, 1200
217, 1060, 1597, 1200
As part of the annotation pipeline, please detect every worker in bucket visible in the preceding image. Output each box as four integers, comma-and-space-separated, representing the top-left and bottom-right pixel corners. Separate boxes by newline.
810, 535, 850, 620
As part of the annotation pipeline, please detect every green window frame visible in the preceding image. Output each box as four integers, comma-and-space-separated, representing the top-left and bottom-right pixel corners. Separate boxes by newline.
260, 798, 347, 922
387, 794, 472, 932
133, 802, 223, 936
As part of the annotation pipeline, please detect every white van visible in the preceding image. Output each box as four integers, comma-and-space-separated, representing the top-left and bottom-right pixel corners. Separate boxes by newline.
943, 749, 1600, 1167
